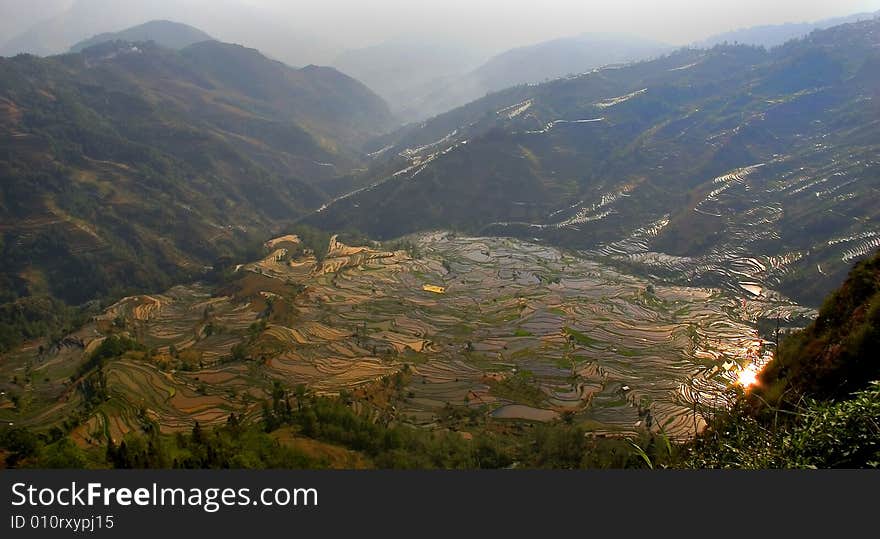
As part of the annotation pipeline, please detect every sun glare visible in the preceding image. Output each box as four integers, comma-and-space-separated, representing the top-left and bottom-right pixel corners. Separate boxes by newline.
736, 364, 759, 389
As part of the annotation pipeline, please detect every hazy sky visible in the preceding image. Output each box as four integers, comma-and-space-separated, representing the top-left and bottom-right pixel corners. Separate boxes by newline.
2, 0, 880, 63
246, 0, 880, 50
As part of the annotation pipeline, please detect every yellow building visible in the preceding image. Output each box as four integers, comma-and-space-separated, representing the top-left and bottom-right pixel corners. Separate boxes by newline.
422, 284, 447, 294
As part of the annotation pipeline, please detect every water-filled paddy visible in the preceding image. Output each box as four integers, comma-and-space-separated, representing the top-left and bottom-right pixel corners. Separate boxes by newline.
1, 232, 814, 444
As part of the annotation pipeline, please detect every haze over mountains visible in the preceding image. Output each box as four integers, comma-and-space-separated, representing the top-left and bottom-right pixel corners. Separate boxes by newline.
70, 20, 214, 52
0, 0, 72, 43
309, 19, 880, 307
330, 37, 489, 124
343, 33, 669, 123
334, 8, 879, 123
1, 1, 879, 470
698, 8, 880, 48
0, 38, 391, 315
0, 0, 339, 66
4, 0, 878, 124
1, 10, 877, 321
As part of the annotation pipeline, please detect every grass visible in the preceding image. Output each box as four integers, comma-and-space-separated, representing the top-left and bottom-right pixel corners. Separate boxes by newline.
487, 371, 547, 408
563, 327, 598, 347
682, 382, 880, 469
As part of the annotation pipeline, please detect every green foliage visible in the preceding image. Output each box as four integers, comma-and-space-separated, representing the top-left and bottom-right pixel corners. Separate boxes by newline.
104, 417, 318, 469
39, 438, 88, 469
682, 382, 880, 468
488, 370, 547, 408
681, 254, 880, 469
267, 390, 513, 469
0, 296, 90, 352
0, 37, 395, 353
230, 342, 249, 362
0, 427, 88, 468
0, 427, 41, 467
286, 225, 332, 262
76, 334, 144, 378
563, 327, 597, 347
383, 238, 422, 259
758, 252, 880, 404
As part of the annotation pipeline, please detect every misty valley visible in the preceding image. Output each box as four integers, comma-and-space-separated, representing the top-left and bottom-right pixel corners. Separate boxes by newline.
1, 4, 879, 470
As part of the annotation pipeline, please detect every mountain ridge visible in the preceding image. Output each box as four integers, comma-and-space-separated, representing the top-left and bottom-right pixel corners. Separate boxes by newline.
70, 20, 214, 52
309, 19, 880, 307
698, 8, 880, 48
0, 38, 393, 350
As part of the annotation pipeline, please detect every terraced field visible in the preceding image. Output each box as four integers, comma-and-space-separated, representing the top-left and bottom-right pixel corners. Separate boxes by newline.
587, 149, 880, 307
0, 233, 813, 446
276, 232, 810, 440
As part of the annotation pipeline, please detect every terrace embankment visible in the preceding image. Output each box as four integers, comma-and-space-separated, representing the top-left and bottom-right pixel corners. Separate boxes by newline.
0, 232, 813, 445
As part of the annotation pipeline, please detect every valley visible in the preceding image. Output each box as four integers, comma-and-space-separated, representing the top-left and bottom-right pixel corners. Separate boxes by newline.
0, 233, 812, 447
310, 20, 880, 308
0, 8, 878, 471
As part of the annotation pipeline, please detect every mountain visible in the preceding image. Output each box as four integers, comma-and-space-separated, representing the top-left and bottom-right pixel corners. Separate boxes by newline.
1, 0, 160, 57
177, 41, 393, 145
307, 19, 880, 307
0, 0, 340, 66
70, 20, 213, 52
698, 9, 880, 48
479, 34, 666, 87
419, 33, 669, 118
332, 37, 488, 121
358, 33, 668, 123
0, 227, 815, 467
684, 250, 880, 469
757, 250, 880, 404
0, 39, 393, 349
0, 0, 71, 43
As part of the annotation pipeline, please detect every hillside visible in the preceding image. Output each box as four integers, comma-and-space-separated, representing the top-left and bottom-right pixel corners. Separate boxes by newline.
0, 0, 71, 45
309, 19, 880, 307
682, 250, 880, 469
0, 230, 812, 468
70, 20, 213, 52
332, 37, 487, 122
698, 9, 880, 48
0, 39, 393, 350
756, 250, 880, 404
402, 33, 668, 121
0, 0, 340, 67
345, 33, 668, 123
2, 230, 872, 470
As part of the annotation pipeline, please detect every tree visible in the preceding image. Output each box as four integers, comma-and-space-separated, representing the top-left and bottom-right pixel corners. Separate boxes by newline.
192, 421, 204, 445
231, 342, 247, 362
294, 384, 308, 412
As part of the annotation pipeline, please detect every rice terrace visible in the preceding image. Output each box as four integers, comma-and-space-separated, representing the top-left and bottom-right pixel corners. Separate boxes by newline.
3, 6, 880, 471
0, 231, 814, 450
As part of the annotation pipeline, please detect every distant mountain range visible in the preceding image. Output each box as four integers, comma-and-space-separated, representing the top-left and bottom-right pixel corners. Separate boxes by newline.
4, 10, 880, 316
70, 20, 213, 52
410, 33, 670, 122
336, 33, 669, 123
331, 37, 488, 124
333, 10, 880, 123
698, 9, 880, 48
7, 4, 880, 125
2, 6, 880, 471
308, 19, 880, 307
337, 9, 880, 125
0, 0, 340, 66
0, 0, 71, 43
0, 38, 392, 317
